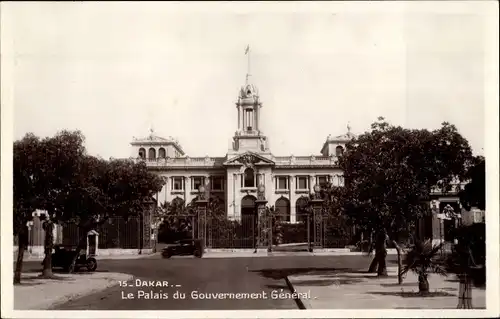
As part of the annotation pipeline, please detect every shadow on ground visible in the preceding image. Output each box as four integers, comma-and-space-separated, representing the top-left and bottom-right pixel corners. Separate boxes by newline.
14, 282, 43, 287
292, 277, 365, 286
251, 267, 355, 279
380, 282, 418, 287
22, 268, 109, 274
14, 274, 73, 286
369, 291, 456, 298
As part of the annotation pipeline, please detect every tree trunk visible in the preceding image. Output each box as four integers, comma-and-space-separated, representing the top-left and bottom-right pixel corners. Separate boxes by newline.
14, 226, 29, 284
368, 230, 388, 276
41, 219, 55, 278
392, 240, 403, 284
376, 249, 388, 277
457, 274, 473, 309
418, 274, 429, 294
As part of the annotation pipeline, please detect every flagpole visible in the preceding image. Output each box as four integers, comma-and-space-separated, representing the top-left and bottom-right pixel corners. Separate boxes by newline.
246, 45, 251, 84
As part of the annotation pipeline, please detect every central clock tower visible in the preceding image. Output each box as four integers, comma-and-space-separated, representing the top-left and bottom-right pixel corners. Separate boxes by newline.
229, 81, 270, 155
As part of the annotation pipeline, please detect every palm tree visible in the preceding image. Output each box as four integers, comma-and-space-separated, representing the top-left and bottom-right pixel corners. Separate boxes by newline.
401, 239, 448, 294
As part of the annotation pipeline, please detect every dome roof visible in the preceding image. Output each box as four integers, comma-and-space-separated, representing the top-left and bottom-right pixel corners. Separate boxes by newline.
239, 83, 259, 100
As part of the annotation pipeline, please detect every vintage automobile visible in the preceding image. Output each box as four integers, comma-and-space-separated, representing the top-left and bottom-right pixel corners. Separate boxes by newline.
47, 245, 98, 272
161, 239, 204, 258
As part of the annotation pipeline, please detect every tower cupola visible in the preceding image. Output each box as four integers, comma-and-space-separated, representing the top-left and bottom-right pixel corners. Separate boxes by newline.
229, 45, 269, 155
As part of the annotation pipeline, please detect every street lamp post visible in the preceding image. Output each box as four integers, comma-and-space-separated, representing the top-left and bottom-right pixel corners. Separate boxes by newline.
255, 183, 269, 252
195, 185, 208, 250
308, 184, 324, 252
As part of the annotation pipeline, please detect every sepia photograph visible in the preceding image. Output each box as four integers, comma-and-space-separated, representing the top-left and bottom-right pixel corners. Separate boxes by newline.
1, 1, 498, 318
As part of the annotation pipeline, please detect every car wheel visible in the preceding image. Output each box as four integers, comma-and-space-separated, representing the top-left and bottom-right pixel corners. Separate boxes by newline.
162, 252, 171, 259
86, 258, 97, 272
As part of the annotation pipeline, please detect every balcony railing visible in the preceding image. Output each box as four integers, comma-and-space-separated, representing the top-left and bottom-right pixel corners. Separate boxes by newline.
274, 155, 339, 166
138, 154, 339, 167
137, 157, 226, 168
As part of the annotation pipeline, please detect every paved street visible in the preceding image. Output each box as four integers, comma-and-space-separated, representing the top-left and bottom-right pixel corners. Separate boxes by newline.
21, 254, 394, 310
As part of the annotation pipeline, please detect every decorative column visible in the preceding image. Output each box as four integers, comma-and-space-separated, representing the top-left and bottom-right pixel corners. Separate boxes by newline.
308, 184, 324, 252
243, 109, 247, 131
255, 183, 270, 252
195, 186, 208, 250
289, 174, 296, 223
204, 174, 210, 194
184, 176, 191, 203
256, 104, 260, 131
253, 107, 257, 131
309, 175, 316, 192
237, 108, 241, 130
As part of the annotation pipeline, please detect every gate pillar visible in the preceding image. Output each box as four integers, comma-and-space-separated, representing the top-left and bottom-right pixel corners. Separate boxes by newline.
309, 184, 324, 251
255, 183, 271, 252
195, 186, 208, 250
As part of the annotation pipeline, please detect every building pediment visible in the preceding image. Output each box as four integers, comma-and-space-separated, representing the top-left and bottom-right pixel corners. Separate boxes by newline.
327, 132, 356, 142
224, 152, 275, 167
131, 135, 173, 144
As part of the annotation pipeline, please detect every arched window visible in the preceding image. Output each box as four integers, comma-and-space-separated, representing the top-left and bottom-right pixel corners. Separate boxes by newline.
335, 146, 344, 157
245, 109, 253, 131
241, 195, 256, 209
243, 168, 255, 188
158, 147, 166, 158
148, 148, 156, 160
138, 148, 146, 159
296, 197, 309, 223
275, 197, 291, 222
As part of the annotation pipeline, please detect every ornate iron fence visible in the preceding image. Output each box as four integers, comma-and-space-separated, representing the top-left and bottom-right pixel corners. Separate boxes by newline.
61, 216, 147, 249
56, 212, 357, 251
207, 215, 256, 248
322, 216, 356, 248
271, 214, 309, 251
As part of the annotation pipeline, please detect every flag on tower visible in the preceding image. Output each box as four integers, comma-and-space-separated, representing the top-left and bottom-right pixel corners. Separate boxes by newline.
245, 45, 250, 54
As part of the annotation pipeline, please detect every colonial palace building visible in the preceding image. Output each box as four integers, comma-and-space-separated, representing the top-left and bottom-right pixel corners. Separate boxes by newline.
19, 59, 482, 257
131, 78, 352, 223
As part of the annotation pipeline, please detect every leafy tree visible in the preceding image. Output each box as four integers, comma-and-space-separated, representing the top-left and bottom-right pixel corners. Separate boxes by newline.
157, 199, 195, 243
317, 183, 353, 246
13, 130, 87, 279
60, 158, 164, 271
13, 130, 164, 279
13, 133, 44, 284
37, 130, 87, 277
459, 156, 485, 211
339, 117, 474, 278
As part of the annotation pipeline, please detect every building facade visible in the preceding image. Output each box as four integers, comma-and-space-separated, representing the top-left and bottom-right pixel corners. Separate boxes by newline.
132, 79, 352, 224
132, 74, 482, 248
15, 68, 483, 257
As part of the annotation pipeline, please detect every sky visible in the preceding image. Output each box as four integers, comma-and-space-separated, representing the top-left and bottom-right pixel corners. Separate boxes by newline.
4, 2, 490, 159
